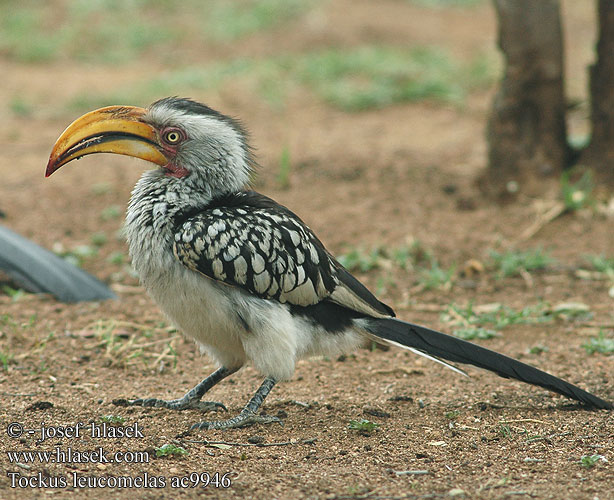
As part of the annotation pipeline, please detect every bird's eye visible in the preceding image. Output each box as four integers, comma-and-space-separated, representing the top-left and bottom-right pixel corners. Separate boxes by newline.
162, 128, 184, 145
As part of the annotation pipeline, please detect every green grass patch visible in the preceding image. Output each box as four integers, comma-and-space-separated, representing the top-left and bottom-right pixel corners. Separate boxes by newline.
277, 146, 292, 189
337, 241, 456, 291
107, 252, 126, 266
442, 302, 552, 330
0, 350, 14, 371
155, 443, 188, 458
296, 46, 468, 111
204, 0, 314, 42
499, 424, 512, 439
67, 44, 497, 114
0, 0, 317, 64
582, 330, 614, 355
561, 170, 594, 212
90, 232, 108, 247
452, 327, 500, 340
52, 243, 98, 268
1, 286, 28, 302
580, 454, 606, 468
584, 254, 614, 274
84, 319, 179, 369
100, 415, 126, 425
338, 247, 387, 273
100, 205, 122, 221
488, 248, 554, 278
417, 259, 456, 290
349, 419, 379, 435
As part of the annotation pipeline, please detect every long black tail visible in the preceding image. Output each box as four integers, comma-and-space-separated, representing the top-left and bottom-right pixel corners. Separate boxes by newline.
365, 317, 612, 409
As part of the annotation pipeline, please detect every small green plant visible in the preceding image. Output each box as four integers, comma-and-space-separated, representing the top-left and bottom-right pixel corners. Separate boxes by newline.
442, 302, 552, 330
580, 454, 606, 468
488, 248, 554, 278
85, 319, 179, 369
107, 252, 126, 265
297, 46, 467, 111
0, 313, 17, 327
582, 330, 614, 355
54, 244, 98, 267
452, 327, 500, 340
550, 302, 592, 321
444, 410, 460, 420
529, 345, 548, 355
584, 254, 614, 273
349, 419, 379, 435
499, 425, 512, 438
417, 259, 456, 290
10, 98, 33, 117
391, 243, 422, 270
2, 286, 26, 302
561, 170, 594, 212
277, 146, 291, 189
90, 232, 108, 247
204, 0, 313, 42
101, 205, 122, 221
155, 443, 188, 458
338, 247, 386, 273
0, 350, 14, 371
100, 415, 125, 425
91, 182, 112, 195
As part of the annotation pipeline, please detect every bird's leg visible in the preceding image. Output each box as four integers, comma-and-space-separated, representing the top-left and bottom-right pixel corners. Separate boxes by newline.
119, 366, 238, 412
192, 376, 281, 430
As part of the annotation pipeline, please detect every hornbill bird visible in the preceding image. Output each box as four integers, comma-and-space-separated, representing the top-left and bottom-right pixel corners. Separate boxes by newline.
46, 97, 612, 429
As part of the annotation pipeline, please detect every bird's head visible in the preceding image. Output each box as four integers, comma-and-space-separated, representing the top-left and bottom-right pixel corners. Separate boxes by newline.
46, 97, 254, 193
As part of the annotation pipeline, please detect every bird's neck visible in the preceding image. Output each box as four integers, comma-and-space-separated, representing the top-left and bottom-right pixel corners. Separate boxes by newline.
125, 171, 217, 279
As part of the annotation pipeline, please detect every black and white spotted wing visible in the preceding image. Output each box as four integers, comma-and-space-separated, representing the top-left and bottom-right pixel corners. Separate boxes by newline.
172, 191, 395, 318
172, 192, 341, 306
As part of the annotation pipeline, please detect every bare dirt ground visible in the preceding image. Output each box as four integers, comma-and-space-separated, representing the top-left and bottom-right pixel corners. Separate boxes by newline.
1, 1, 613, 499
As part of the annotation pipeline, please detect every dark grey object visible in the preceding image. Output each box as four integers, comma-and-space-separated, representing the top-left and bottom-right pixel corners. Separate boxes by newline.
0, 225, 116, 303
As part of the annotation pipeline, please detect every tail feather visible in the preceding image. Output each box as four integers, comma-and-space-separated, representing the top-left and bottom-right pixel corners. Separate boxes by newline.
365, 317, 612, 410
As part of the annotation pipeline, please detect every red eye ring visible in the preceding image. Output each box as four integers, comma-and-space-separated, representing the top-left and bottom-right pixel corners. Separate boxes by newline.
161, 127, 185, 145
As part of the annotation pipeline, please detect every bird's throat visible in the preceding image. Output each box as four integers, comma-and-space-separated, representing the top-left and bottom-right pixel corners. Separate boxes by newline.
164, 162, 189, 178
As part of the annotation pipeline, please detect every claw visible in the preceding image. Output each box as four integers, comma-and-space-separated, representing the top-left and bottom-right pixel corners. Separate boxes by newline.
191, 411, 283, 430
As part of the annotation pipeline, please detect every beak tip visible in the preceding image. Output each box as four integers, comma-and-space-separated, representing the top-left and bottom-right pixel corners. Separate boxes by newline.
45, 159, 57, 177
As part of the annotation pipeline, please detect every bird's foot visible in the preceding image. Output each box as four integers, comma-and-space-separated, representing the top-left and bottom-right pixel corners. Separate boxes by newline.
191, 410, 282, 430
114, 397, 226, 412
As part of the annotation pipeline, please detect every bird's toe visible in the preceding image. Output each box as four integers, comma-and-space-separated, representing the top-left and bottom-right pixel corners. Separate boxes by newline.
190, 411, 283, 431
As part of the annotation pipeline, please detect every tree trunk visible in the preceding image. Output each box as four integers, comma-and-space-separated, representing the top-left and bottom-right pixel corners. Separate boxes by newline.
480, 0, 569, 201
584, 0, 614, 172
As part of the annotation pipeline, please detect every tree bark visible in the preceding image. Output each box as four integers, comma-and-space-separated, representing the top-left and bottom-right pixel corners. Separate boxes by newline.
480, 0, 569, 200
584, 0, 614, 171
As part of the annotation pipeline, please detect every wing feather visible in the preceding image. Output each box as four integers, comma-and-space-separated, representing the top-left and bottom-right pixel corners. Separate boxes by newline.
172, 191, 395, 317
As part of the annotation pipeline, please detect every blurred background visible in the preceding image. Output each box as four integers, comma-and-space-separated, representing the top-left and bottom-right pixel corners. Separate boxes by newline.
1, 5, 613, 498
0, 0, 608, 305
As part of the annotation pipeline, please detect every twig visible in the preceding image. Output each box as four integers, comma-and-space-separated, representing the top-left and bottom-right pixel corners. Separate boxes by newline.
578, 322, 614, 329
499, 418, 552, 425
518, 268, 534, 288
518, 201, 566, 242
392, 470, 430, 476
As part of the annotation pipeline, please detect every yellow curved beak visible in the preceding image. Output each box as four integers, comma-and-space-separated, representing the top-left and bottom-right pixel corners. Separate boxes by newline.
46, 105, 168, 177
